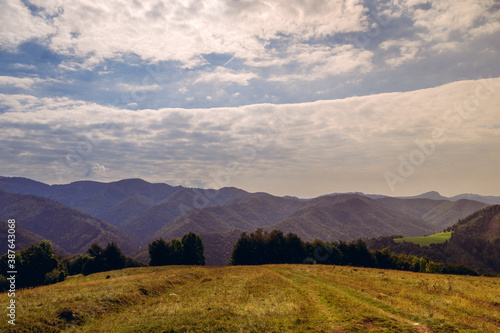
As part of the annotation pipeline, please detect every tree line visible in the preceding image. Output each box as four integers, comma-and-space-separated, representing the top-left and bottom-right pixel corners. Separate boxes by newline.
0, 241, 145, 291
0, 232, 206, 292
230, 229, 478, 275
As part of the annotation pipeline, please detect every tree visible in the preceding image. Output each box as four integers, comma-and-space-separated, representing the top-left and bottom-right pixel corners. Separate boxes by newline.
149, 238, 170, 266
285, 233, 307, 264
182, 232, 205, 265
102, 242, 126, 270
83, 243, 106, 275
82, 242, 130, 275
0, 241, 61, 289
169, 238, 184, 265
231, 232, 251, 265
19, 240, 59, 287
267, 230, 287, 264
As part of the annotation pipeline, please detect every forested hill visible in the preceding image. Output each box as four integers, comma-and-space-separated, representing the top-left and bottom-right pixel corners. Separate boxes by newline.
0, 190, 139, 255
367, 205, 500, 274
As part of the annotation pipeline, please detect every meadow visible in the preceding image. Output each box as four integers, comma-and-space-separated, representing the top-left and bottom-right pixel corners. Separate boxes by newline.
393, 232, 452, 246
1, 264, 499, 332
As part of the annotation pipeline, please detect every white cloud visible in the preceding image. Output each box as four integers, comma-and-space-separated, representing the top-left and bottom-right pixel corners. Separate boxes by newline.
194, 67, 258, 86
1, 77, 499, 196
0, 0, 56, 51
383, 40, 422, 67
1, 0, 498, 98
116, 83, 162, 92
1, 0, 367, 68
402, 0, 499, 50
268, 44, 373, 82
0, 76, 42, 89
11, 63, 38, 70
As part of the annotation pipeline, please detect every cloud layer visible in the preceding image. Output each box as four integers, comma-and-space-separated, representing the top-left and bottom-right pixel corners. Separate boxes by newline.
1, 77, 499, 197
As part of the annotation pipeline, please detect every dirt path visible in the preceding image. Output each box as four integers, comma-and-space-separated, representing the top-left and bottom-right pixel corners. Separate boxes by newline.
265, 267, 433, 333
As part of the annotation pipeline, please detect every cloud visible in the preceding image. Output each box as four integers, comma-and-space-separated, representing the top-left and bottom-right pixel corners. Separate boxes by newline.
0, 0, 56, 51
1, 0, 498, 110
381, 39, 422, 67
194, 67, 258, 86
1, 77, 499, 197
0, 0, 367, 67
116, 83, 162, 92
268, 44, 373, 82
0, 76, 41, 89
11, 63, 38, 70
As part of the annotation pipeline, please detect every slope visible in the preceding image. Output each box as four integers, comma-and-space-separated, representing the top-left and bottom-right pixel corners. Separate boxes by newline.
376, 197, 487, 231
0, 191, 139, 255
269, 196, 434, 242
0, 220, 70, 256
1, 265, 498, 332
368, 205, 500, 274
151, 194, 306, 242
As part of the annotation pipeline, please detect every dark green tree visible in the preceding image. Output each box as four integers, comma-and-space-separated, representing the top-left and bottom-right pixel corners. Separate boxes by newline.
169, 238, 184, 265
102, 242, 126, 270
285, 232, 307, 264
182, 232, 205, 265
82, 243, 106, 275
18, 240, 59, 287
267, 230, 287, 264
231, 232, 251, 265
149, 238, 170, 266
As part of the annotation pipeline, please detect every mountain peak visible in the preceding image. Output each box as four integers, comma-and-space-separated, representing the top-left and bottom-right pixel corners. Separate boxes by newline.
399, 191, 448, 201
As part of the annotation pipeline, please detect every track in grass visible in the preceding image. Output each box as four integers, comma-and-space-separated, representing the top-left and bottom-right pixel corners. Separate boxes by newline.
265, 266, 433, 332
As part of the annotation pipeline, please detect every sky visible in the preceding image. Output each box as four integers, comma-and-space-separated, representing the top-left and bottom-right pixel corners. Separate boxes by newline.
0, 0, 499, 198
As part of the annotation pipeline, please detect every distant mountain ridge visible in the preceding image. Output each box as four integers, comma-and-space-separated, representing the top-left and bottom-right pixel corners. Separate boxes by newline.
398, 191, 500, 205
0, 176, 493, 265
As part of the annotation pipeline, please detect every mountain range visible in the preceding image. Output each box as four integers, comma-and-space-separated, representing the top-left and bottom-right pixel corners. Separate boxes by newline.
0, 176, 496, 265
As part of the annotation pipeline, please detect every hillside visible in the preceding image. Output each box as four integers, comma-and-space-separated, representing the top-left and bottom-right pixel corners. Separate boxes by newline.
268, 196, 434, 241
375, 197, 488, 231
1, 265, 498, 332
152, 194, 305, 242
0, 191, 139, 255
0, 220, 70, 257
367, 205, 500, 274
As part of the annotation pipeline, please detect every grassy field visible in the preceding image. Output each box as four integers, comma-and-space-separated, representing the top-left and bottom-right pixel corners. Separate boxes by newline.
1, 264, 499, 332
394, 232, 452, 246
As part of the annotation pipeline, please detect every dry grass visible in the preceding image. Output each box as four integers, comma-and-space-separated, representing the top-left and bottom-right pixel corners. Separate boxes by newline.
1, 265, 499, 332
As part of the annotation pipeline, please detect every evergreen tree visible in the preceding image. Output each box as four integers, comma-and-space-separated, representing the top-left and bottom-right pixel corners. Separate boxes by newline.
285, 232, 307, 264
83, 243, 106, 275
181, 232, 205, 265
102, 242, 127, 270
149, 238, 170, 266
169, 238, 184, 265
231, 232, 251, 265
267, 230, 287, 264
